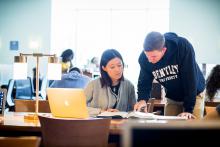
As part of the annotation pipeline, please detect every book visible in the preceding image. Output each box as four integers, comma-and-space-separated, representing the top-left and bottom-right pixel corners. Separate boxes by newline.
97, 111, 187, 120
97, 111, 155, 119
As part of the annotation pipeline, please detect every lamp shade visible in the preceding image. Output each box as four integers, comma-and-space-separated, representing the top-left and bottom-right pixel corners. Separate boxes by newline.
13, 63, 28, 79
47, 63, 62, 80
47, 56, 62, 80
14, 55, 27, 63
13, 56, 27, 79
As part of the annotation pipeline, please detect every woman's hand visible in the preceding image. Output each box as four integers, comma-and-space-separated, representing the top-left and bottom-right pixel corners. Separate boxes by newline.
106, 108, 119, 112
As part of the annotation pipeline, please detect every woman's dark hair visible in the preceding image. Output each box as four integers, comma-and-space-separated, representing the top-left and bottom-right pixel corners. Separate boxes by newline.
61, 49, 74, 63
206, 65, 220, 100
100, 49, 124, 87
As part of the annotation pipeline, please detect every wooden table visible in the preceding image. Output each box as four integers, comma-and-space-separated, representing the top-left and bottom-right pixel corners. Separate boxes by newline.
0, 112, 126, 136
0, 112, 40, 136
0, 112, 126, 147
0, 99, 166, 136
0, 112, 193, 147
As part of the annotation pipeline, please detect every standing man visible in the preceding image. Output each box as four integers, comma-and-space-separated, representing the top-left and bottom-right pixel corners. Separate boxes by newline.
134, 31, 205, 119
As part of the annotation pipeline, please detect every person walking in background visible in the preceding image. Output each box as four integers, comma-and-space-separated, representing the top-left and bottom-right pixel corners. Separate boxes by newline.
203, 65, 220, 120
50, 67, 91, 88
135, 31, 205, 119
61, 49, 74, 73
85, 49, 136, 116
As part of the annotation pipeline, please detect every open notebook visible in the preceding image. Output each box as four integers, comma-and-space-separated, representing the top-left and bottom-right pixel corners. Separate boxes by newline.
97, 111, 154, 119
98, 111, 187, 120
47, 88, 89, 119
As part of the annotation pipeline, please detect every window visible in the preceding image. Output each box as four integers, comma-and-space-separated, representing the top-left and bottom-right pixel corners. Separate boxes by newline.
51, 0, 170, 85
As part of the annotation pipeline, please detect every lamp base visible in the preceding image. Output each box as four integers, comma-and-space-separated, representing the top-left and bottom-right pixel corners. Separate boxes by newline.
24, 113, 38, 120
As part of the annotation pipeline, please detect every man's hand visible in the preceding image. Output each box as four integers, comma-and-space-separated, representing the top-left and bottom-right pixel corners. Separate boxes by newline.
134, 100, 148, 112
178, 112, 196, 119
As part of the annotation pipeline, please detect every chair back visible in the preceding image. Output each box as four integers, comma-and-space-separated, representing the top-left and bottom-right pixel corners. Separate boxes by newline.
39, 115, 110, 147
15, 99, 51, 113
39, 76, 47, 99
0, 136, 41, 147
204, 101, 220, 116
205, 106, 216, 115
14, 77, 33, 100
6, 79, 15, 107
203, 106, 220, 120
151, 82, 162, 99
147, 98, 155, 113
32, 76, 48, 100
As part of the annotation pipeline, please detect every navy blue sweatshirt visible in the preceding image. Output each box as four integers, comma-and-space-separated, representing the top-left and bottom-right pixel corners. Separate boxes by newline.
137, 32, 205, 113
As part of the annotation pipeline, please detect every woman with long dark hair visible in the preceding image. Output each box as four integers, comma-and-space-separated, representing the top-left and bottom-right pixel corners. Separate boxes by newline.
204, 65, 220, 120
85, 49, 136, 115
206, 65, 220, 100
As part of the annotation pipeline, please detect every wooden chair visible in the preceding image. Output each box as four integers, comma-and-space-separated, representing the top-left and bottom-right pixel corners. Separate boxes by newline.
146, 98, 162, 115
147, 98, 155, 113
14, 77, 34, 100
204, 101, 220, 116
0, 136, 41, 147
151, 82, 162, 100
205, 106, 216, 114
205, 101, 220, 107
39, 115, 111, 147
15, 99, 51, 113
203, 107, 220, 120
82, 70, 93, 78
32, 76, 48, 100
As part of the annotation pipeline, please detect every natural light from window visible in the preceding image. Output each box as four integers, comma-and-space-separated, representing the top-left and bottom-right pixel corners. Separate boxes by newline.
51, 0, 170, 86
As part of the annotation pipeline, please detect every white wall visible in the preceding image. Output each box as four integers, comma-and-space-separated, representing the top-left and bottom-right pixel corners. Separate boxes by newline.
0, 0, 51, 85
170, 0, 220, 64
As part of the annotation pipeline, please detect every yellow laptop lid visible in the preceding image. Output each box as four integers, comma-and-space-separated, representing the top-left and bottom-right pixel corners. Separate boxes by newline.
47, 88, 89, 119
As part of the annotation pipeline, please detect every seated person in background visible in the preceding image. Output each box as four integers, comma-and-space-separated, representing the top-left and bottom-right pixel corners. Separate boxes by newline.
50, 67, 91, 88
203, 65, 220, 120
84, 49, 136, 116
61, 49, 74, 73
90, 56, 100, 72
49, 49, 74, 86
82, 57, 100, 78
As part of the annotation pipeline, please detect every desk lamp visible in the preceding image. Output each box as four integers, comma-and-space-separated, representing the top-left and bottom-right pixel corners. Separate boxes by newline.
13, 53, 61, 120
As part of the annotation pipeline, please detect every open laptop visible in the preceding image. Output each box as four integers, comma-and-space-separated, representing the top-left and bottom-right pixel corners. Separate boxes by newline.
47, 88, 89, 119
